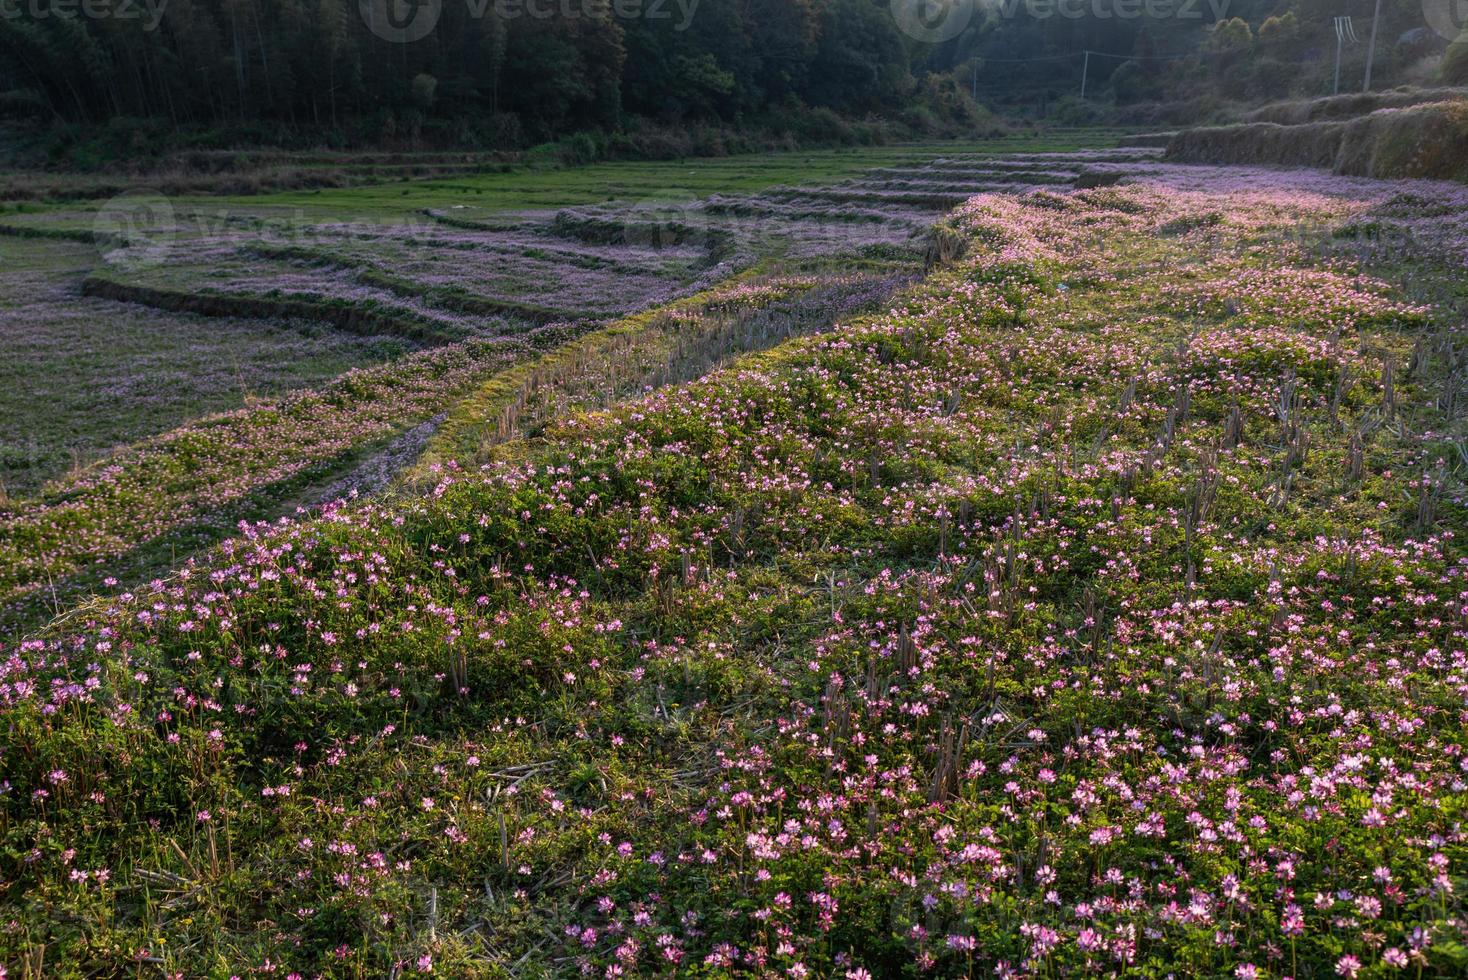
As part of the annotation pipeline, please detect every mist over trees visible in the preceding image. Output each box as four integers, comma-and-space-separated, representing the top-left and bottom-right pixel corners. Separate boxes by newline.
927, 0, 1452, 116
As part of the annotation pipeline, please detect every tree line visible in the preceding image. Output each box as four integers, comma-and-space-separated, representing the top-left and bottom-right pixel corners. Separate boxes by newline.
0, 0, 946, 142
1, 0, 1450, 155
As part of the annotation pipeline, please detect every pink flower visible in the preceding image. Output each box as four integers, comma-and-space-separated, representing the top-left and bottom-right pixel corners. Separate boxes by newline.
1280, 904, 1304, 937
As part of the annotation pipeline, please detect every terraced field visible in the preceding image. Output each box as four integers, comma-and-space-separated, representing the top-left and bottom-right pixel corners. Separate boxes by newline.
7, 134, 1468, 641
0, 239, 410, 495
0, 134, 1147, 632
61, 143, 1159, 342
4, 140, 1468, 978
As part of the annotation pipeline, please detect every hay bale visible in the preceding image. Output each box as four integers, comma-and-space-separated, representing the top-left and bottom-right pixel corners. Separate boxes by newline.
923, 224, 968, 271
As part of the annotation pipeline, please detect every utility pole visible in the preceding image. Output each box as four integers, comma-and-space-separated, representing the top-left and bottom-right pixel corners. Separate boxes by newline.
1332, 17, 1358, 96
1363, 0, 1382, 91
1080, 50, 1091, 100
1334, 31, 1343, 95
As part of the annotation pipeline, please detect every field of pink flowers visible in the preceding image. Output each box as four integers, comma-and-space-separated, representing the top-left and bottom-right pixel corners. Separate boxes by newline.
0, 262, 915, 638
0, 335, 539, 631
2, 171, 1463, 977
0, 162, 943, 633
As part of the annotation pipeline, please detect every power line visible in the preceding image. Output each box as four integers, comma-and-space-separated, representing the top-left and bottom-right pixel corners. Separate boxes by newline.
1085, 49, 1200, 60
971, 48, 1199, 64
963, 47, 1205, 101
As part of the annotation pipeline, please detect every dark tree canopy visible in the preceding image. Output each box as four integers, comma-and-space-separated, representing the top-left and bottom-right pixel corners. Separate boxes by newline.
0, 0, 1448, 151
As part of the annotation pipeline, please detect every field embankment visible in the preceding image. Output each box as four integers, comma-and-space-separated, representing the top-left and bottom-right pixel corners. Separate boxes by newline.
1166, 98, 1468, 182
1241, 87, 1468, 125
0, 337, 537, 630
80, 273, 472, 346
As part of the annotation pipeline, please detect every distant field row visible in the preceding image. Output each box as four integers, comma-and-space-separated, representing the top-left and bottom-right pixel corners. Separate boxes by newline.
0, 132, 1128, 225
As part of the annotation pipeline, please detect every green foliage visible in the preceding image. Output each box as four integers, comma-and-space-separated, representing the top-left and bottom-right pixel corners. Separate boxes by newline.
4, 179, 1465, 977
1257, 11, 1299, 45
1109, 60, 1148, 104
1441, 31, 1468, 86
1208, 17, 1255, 55
0, 0, 977, 157
410, 74, 438, 111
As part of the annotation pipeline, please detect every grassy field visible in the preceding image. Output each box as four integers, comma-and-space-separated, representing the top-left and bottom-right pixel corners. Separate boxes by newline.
0, 133, 1126, 229
3, 159, 1465, 977
155, 133, 1137, 221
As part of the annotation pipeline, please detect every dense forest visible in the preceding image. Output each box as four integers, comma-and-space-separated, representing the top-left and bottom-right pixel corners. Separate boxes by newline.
0, 0, 1462, 158
0, 0, 960, 151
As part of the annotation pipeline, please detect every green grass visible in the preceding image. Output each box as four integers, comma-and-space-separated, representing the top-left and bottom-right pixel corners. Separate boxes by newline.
0, 131, 1135, 629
